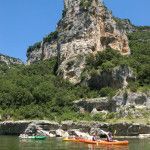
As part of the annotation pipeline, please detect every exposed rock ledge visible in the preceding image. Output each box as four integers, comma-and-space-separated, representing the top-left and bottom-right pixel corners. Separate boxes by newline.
0, 54, 23, 65
0, 120, 150, 138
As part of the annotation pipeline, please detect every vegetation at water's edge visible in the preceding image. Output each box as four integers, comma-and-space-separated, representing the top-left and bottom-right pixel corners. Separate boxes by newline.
0, 27, 150, 122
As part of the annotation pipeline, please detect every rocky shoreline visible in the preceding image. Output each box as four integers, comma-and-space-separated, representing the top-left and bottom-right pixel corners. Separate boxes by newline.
0, 120, 150, 138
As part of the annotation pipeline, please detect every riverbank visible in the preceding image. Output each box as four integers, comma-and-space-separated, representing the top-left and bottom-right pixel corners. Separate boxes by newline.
0, 120, 150, 138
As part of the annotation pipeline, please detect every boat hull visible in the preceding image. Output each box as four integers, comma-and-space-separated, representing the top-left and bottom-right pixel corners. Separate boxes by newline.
19, 136, 46, 140
63, 138, 129, 145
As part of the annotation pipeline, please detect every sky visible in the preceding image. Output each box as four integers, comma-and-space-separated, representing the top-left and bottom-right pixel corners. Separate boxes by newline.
0, 0, 149, 62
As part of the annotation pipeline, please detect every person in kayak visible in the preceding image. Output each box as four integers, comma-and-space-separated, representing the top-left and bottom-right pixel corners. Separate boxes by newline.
106, 132, 113, 142
92, 134, 96, 141
99, 129, 113, 142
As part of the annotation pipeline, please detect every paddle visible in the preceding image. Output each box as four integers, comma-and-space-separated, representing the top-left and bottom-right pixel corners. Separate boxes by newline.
113, 130, 117, 139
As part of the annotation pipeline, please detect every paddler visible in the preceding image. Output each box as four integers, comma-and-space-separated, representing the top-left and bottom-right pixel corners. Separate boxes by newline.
92, 133, 96, 141
99, 129, 113, 142
106, 132, 113, 142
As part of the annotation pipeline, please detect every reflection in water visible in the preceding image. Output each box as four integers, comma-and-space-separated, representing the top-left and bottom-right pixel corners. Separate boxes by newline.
87, 144, 129, 150
0, 136, 150, 150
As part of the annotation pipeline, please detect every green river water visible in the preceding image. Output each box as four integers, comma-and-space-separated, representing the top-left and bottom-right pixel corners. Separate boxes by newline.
0, 136, 150, 150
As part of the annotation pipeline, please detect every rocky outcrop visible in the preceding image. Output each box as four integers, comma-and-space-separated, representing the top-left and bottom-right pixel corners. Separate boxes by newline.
27, 36, 58, 64
114, 17, 136, 33
87, 65, 135, 90
57, 0, 130, 84
56, 129, 69, 137
0, 54, 23, 66
113, 91, 150, 108
112, 90, 150, 118
73, 90, 150, 117
0, 121, 31, 135
27, 0, 130, 84
74, 97, 115, 113
1, 120, 150, 137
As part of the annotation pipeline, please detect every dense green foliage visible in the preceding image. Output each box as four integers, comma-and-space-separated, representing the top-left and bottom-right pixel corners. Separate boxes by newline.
0, 27, 149, 121
0, 58, 100, 120
128, 28, 150, 85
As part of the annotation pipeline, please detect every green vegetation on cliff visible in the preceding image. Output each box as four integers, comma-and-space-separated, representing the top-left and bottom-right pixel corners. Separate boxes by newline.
80, 0, 92, 10
128, 28, 150, 86
84, 27, 150, 89
26, 42, 41, 57
43, 31, 58, 43
0, 27, 149, 122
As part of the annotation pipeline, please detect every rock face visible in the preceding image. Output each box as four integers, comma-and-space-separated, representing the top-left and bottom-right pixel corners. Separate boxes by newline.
27, 39, 57, 64
73, 90, 150, 117
0, 121, 30, 135
57, 0, 130, 83
1, 120, 150, 137
0, 54, 23, 65
113, 91, 150, 108
114, 18, 136, 33
74, 97, 115, 113
87, 65, 134, 90
27, 0, 130, 84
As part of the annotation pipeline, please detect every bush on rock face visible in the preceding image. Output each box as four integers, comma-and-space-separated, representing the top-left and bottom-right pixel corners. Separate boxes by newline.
80, 0, 92, 10
99, 87, 116, 98
27, 42, 41, 57
43, 31, 58, 43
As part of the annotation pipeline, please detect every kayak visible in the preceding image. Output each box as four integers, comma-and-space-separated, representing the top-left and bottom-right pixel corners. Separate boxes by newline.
63, 138, 79, 142
19, 135, 47, 140
63, 138, 129, 145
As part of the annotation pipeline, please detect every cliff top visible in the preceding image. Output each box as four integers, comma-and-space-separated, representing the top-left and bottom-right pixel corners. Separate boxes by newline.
0, 53, 23, 65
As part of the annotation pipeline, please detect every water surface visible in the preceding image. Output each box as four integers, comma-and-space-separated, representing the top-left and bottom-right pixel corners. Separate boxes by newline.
0, 136, 150, 150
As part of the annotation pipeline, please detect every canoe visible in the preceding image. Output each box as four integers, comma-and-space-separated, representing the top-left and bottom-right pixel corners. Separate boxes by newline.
63, 138, 129, 145
19, 135, 47, 140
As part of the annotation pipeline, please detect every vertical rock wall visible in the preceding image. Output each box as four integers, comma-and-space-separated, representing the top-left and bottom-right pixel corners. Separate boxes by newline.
57, 0, 130, 83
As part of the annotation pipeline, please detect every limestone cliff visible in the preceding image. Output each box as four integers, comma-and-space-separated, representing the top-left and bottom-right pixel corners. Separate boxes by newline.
27, 0, 130, 84
0, 54, 23, 66
114, 17, 136, 33
27, 31, 58, 64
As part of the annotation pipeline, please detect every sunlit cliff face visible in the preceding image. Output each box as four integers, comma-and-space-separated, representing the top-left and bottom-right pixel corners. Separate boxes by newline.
56, 0, 130, 83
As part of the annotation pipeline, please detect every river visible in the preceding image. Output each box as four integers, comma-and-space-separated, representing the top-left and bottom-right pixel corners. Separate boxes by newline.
0, 136, 150, 150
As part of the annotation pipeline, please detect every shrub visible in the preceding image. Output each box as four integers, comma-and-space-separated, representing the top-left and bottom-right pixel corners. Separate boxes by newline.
92, 113, 106, 122
106, 112, 117, 119
128, 82, 139, 92
27, 42, 41, 57
90, 68, 99, 77
137, 64, 150, 85
101, 61, 115, 72
43, 31, 58, 43
80, 0, 92, 10
99, 87, 116, 97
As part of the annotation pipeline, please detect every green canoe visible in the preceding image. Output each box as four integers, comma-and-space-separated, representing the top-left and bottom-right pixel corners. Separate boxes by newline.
20, 135, 47, 140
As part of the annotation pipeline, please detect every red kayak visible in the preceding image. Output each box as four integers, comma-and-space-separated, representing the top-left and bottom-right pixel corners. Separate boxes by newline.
63, 138, 129, 145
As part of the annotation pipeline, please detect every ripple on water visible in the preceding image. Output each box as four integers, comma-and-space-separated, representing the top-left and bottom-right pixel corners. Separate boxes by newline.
0, 136, 150, 150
